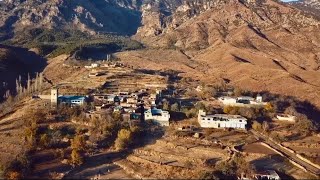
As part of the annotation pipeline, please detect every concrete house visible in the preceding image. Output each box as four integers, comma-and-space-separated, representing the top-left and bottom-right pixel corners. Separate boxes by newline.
275, 114, 296, 122
51, 88, 86, 106
218, 95, 266, 107
198, 110, 247, 129
254, 170, 281, 180
144, 108, 170, 126
59, 96, 86, 106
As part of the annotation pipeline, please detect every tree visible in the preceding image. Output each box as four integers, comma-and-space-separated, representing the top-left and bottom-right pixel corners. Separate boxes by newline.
70, 149, 83, 167
171, 102, 180, 112
39, 134, 49, 148
115, 129, 132, 150
215, 160, 235, 176
162, 100, 170, 111
264, 103, 274, 112
71, 135, 86, 151
284, 106, 297, 116
262, 121, 270, 132
294, 114, 317, 134
6, 171, 22, 180
224, 106, 235, 114
195, 102, 206, 111
252, 121, 262, 131
199, 171, 220, 180
27, 73, 31, 94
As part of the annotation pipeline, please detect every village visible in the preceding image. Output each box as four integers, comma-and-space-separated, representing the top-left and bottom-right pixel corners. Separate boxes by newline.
0, 55, 320, 180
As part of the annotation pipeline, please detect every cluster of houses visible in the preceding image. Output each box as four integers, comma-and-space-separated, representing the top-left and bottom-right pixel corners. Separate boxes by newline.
47, 87, 296, 129
49, 88, 171, 126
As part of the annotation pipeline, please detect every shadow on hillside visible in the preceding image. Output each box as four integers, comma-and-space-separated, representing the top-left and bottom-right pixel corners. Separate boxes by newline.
61, 124, 165, 179
259, 91, 320, 125
0, 44, 47, 101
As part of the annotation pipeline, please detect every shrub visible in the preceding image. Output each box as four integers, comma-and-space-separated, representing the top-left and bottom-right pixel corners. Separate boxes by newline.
252, 121, 262, 131
264, 102, 274, 112
162, 100, 170, 111
223, 106, 233, 114
6, 171, 22, 180
171, 102, 180, 112
199, 171, 220, 180
262, 121, 270, 132
39, 134, 50, 148
294, 114, 317, 134
3, 154, 32, 180
114, 129, 132, 150
71, 135, 86, 151
70, 149, 83, 167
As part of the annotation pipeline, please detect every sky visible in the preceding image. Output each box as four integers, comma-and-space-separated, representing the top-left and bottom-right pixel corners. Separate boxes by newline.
281, 0, 299, 2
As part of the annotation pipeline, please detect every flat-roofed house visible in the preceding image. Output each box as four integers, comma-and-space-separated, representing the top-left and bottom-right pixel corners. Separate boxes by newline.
254, 170, 281, 180
198, 110, 247, 129
218, 95, 266, 107
144, 108, 170, 126
59, 96, 86, 106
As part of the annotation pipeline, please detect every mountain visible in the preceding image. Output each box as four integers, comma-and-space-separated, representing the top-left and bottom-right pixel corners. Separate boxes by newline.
289, 0, 320, 19
0, 0, 191, 40
120, 0, 320, 108
0, 0, 142, 38
1, 0, 320, 109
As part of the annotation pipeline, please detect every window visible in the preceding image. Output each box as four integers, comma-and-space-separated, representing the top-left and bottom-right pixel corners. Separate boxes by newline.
239, 120, 242, 122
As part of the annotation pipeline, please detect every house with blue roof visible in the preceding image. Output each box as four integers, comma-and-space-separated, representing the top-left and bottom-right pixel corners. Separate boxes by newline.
58, 95, 87, 106
144, 107, 170, 126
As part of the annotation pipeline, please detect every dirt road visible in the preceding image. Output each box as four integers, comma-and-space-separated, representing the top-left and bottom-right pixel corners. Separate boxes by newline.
250, 130, 320, 177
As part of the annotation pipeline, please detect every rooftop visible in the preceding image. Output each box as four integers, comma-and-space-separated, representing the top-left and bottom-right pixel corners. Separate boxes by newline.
201, 114, 246, 119
58, 95, 86, 101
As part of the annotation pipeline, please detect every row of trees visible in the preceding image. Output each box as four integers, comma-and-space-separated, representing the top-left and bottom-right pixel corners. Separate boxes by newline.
15, 72, 44, 99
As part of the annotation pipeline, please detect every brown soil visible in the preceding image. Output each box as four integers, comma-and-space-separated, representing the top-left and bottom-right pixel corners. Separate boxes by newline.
241, 143, 277, 155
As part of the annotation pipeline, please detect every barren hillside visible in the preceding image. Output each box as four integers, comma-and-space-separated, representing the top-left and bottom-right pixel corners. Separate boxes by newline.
118, 0, 320, 108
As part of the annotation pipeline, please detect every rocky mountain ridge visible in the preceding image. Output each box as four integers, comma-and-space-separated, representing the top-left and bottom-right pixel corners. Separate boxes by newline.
289, 0, 320, 19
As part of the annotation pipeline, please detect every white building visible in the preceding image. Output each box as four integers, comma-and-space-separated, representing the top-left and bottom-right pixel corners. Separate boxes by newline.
144, 108, 170, 126
85, 63, 100, 69
254, 170, 281, 180
275, 114, 296, 122
51, 88, 58, 107
198, 110, 247, 129
218, 95, 266, 107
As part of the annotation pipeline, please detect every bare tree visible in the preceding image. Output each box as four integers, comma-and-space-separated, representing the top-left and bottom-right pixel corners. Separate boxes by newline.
262, 121, 270, 132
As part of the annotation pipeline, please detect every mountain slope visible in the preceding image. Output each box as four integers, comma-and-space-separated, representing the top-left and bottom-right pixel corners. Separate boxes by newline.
0, 0, 142, 37
0, 0, 192, 39
0, 45, 47, 101
120, 0, 320, 109
289, 0, 320, 19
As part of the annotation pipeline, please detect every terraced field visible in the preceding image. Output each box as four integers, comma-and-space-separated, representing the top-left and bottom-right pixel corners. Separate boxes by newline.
114, 136, 230, 179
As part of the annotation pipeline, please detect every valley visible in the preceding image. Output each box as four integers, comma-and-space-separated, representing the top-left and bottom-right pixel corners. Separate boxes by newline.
0, 0, 320, 179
